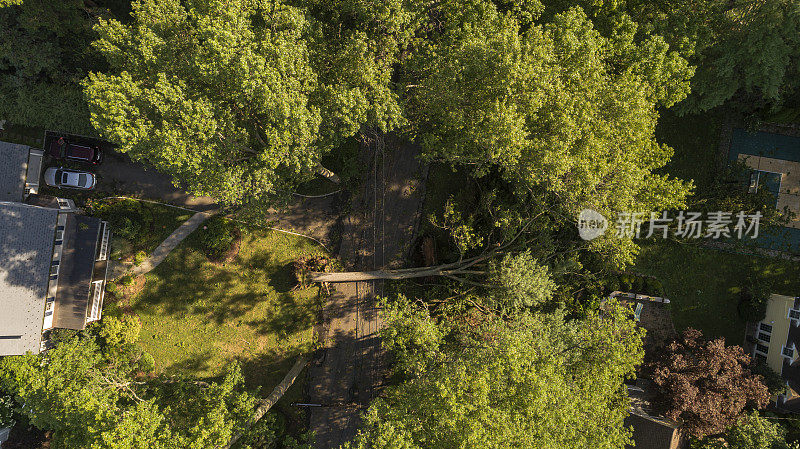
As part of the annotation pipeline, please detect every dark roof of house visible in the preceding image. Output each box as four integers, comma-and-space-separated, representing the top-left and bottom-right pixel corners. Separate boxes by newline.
625, 413, 686, 449
0, 202, 57, 355
53, 214, 101, 330
0, 141, 30, 202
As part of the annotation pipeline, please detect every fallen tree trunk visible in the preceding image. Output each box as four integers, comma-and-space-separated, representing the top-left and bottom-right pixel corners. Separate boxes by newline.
310, 268, 452, 282
221, 354, 310, 449
315, 164, 341, 184
309, 251, 496, 283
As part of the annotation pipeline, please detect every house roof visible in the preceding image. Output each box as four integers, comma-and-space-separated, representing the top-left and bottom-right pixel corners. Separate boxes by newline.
53, 214, 101, 330
625, 413, 686, 449
0, 202, 57, 355
0, 142, 30, 202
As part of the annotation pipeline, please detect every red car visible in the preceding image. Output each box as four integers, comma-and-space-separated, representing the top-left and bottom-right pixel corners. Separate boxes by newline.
48, 137, 102, 164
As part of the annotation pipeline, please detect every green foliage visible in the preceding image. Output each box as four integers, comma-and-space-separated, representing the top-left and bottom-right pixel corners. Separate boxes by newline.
403, 0, 693, 268
346, 299, 644, 448
0, 0, 99, 134
490, 250, 556, 313
84, 0, 415, 205
304, 0, 418, 143
198, 216, 239, 260
692, 412, 797, 449
0, 333, 255, 448
86, 198, 189, 261
134, 250, 148, 266
120, 274, 134, 287
748, 362, 786, 396
0, 394, 15, 428
738, 274, 772, 322
629, 0, 800, 113
234, 412, 312, 449
100, 315, 142, 348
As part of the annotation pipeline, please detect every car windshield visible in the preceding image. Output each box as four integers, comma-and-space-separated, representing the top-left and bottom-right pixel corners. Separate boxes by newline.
78, 174, 87, 186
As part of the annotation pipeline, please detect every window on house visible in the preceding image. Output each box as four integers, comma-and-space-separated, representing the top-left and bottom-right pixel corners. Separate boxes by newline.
754, 353, 768, 363
758, 332, 771, 342
790, 309, 800, 320
782, 345, 795, 358
756, 343, 769, 354
760, 323, 773, 333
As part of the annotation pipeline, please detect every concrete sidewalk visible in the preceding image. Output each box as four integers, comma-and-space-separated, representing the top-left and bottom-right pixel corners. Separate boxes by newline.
111, 211, 215, 279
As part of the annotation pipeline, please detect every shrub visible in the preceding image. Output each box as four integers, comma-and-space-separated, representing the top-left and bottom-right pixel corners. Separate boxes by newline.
120, 274, 134, 287
100, 315, 142, 348
49, 328, 78, 344
105, 282, 118, 296
749, 362, 786, 395
109, 238, 133, 260
199, 216, 238, 260
738, 275, 772, 322
138, 352, 156, 373
0, 394, 14, 428
133, 250, 148, 266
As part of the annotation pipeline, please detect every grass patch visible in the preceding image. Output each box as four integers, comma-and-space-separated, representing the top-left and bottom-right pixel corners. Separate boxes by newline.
656, 109, 721, 193
86, 198, 191, 261
633, 240, 800, 344
122, 226, 326, 390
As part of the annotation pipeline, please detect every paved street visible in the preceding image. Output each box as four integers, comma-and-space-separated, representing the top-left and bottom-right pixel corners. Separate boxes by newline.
308, 136, 427, 448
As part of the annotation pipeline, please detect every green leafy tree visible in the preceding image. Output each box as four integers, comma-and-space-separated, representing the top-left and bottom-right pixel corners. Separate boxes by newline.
99, 315, 142, 348
489, 250, 556, 313
0, 324, 254, 448
0, 0, 101, 133
85, 0, 321, 204
85, 0, 416, 205
345, 299, 645, 448
304, 0, 419, 143
627, 0, 800, 113
693, 412, 798, 449
402, 0, 694, 267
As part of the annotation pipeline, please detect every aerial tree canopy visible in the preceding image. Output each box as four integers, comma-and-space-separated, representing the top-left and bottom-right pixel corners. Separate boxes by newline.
0, 320, 255, 449
84, 0, 322, 204
623, 0, 800, 113
84, 0, 416, 204
0, 0, 101, 133
344, 298, 644, 449
402, 0, 694, 266
694, 412, 798, 449
645, 328, 770, 439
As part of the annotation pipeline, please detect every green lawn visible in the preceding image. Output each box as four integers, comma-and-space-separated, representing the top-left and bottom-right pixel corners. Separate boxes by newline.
120, 226, 326, 390
633, 240, 800, 345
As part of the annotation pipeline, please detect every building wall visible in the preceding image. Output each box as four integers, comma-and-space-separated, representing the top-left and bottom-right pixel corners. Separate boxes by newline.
756, 294, 796, 374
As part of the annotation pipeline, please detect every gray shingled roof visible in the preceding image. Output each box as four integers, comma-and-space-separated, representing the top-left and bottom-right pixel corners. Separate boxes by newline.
0, 141, 30, 202
0, 202, 58, 355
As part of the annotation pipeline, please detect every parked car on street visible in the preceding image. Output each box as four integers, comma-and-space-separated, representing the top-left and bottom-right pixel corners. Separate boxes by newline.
47, 137, 102, 164
44, 167, 97, 190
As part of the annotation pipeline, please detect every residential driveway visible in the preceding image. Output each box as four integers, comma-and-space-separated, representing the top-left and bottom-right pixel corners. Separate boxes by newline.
96, 150, 217, 211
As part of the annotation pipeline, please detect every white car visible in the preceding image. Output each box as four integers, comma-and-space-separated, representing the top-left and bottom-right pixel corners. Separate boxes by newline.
44, 167, 97, 190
